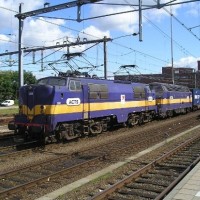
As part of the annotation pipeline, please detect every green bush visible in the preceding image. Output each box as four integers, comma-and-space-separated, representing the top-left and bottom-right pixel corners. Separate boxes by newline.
0, 70, 36, 102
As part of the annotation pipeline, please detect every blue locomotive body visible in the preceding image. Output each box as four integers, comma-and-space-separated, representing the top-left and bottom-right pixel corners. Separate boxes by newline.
9, 76, 157, 142
9, 76, 198, 143
191, 88, 200, 110
149, 82, 192, 118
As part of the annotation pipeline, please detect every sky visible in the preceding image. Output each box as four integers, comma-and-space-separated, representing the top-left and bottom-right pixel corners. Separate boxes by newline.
0, 0, 200, 79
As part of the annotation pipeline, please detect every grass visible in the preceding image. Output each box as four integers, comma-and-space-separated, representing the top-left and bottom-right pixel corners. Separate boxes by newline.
0, 107, 18, 116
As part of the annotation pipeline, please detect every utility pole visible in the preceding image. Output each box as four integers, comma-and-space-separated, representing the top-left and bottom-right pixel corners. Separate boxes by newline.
157, 0, 161, 8
103, 36, 107, 79
139, 0, 142, 41
170, 6, 174, 84
18, 3, 24, 87
194, 69, 197, 88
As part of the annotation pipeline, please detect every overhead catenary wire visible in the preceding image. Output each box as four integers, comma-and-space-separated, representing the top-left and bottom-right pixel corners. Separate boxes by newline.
36, 0, 200, 22
152, 0, 200, 42
0, 1, 199, 79
0, 1, 195, 58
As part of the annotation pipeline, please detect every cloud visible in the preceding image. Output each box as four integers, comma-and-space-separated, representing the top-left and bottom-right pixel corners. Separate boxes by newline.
79, 25, 110, 40
90, 0, 184, 33
91, 2, 138, 34
0, 0, 46, 50
184, 2, 200, 17
0, 0, 76, 51
0, 0, 188, 49
0, 34, 10, 44
173, 56, 200, 70
23, 17, 73, 47
0, 0, 45, 30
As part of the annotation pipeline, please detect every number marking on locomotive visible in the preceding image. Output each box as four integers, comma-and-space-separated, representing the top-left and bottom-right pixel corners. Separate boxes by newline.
66, 98, 81, 106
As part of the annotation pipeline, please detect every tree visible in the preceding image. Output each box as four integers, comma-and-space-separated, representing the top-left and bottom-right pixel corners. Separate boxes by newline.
0, 70, 36, 102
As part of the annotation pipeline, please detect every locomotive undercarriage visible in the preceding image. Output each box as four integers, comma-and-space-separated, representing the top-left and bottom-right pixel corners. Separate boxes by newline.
55, 118, 110, 142
54, 112, 156, 143
12, 116, 116, 144
127, 111, 155, 127
159, 107, 191, 118
55, 112, 156, 142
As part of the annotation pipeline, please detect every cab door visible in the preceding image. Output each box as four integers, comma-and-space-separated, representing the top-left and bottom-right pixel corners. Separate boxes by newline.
82, 84, 90, 120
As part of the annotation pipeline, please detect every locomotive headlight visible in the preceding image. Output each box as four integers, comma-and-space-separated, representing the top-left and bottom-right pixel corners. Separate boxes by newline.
40, 105, 46, 114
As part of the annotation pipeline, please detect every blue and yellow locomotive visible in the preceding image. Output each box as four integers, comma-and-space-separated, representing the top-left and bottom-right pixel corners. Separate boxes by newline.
9, 76, 157, 143
191, 88, 200, 111
149, 82, 192, 118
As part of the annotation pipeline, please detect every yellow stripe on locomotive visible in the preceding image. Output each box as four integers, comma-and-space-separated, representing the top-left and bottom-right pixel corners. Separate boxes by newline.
20, 99, 156, 120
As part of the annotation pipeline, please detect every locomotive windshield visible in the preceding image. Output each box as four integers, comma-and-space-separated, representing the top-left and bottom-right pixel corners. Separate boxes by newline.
149, 84, 164, 98
149, 83, 190, 96
37, 77, 66, 86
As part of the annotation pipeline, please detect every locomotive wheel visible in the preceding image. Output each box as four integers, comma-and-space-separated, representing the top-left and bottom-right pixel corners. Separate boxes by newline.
60, 130, 79, 141
167, 110, 173, 118
138, 114, 144, 125
128, 118, 135, 127
73, 123, 82, 136
55, 132, 62, 142
148, 114, 153, 122
57, 123, 79, 141
90, 122, 103, 135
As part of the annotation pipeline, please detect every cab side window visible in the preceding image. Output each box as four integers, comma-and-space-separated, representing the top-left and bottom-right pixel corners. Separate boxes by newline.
69, 80, 81, 91
89, 84, 108, 99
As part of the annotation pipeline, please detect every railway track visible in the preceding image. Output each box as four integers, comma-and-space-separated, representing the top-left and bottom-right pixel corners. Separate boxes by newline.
0, 151, 103, 199
0, 125, 13, 135
0, 135, 15, 148
0, 125, 14, 146
0, 115, 199, 199
0, 141, 39, 158
0, 112, 200, 199
0, 112, 195, 161
0, 132, 15, 140
0, 131, 24, 149
89, 135, 200, 200
0, 116, 13, 125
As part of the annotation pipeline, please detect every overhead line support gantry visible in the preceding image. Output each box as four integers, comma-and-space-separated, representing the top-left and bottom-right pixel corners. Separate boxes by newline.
15, 0, 102, 87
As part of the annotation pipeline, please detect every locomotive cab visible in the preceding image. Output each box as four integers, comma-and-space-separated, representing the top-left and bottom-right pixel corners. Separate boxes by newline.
9, 76, 82, 142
